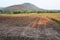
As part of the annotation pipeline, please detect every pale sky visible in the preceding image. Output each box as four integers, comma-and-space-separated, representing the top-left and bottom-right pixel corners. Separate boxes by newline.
0, 0, 60, 10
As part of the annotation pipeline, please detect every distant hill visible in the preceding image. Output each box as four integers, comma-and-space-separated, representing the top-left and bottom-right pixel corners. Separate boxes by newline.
0, 7, 4, 9
0, 3, 60, 14
5, 3, 43, 11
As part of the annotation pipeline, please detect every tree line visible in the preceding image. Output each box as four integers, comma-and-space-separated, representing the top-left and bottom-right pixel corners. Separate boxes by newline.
0, 10, 60, 14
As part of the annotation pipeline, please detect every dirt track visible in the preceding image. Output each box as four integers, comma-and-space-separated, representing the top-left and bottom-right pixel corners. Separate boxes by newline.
0, 15, 60, 40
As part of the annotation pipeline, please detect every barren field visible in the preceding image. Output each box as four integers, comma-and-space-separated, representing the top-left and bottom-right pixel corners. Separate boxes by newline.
0, 13, 60, 40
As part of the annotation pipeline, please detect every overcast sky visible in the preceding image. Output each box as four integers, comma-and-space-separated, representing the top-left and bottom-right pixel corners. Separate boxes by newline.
0, 0, 60, 10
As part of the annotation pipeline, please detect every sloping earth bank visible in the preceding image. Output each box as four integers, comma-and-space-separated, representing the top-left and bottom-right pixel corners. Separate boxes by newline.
0, 15, 60, 40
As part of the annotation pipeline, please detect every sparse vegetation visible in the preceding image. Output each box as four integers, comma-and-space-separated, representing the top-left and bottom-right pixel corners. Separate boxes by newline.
0, 9, 60, 14
49, 17, 60, 23
0, 14, 60, 40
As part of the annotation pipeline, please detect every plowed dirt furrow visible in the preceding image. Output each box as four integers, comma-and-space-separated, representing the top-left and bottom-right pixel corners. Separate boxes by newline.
0, 14, 60, 40
28, 17, 40, 27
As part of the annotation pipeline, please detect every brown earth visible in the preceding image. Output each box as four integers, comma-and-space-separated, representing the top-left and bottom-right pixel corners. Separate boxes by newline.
0, 14, 60, 40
